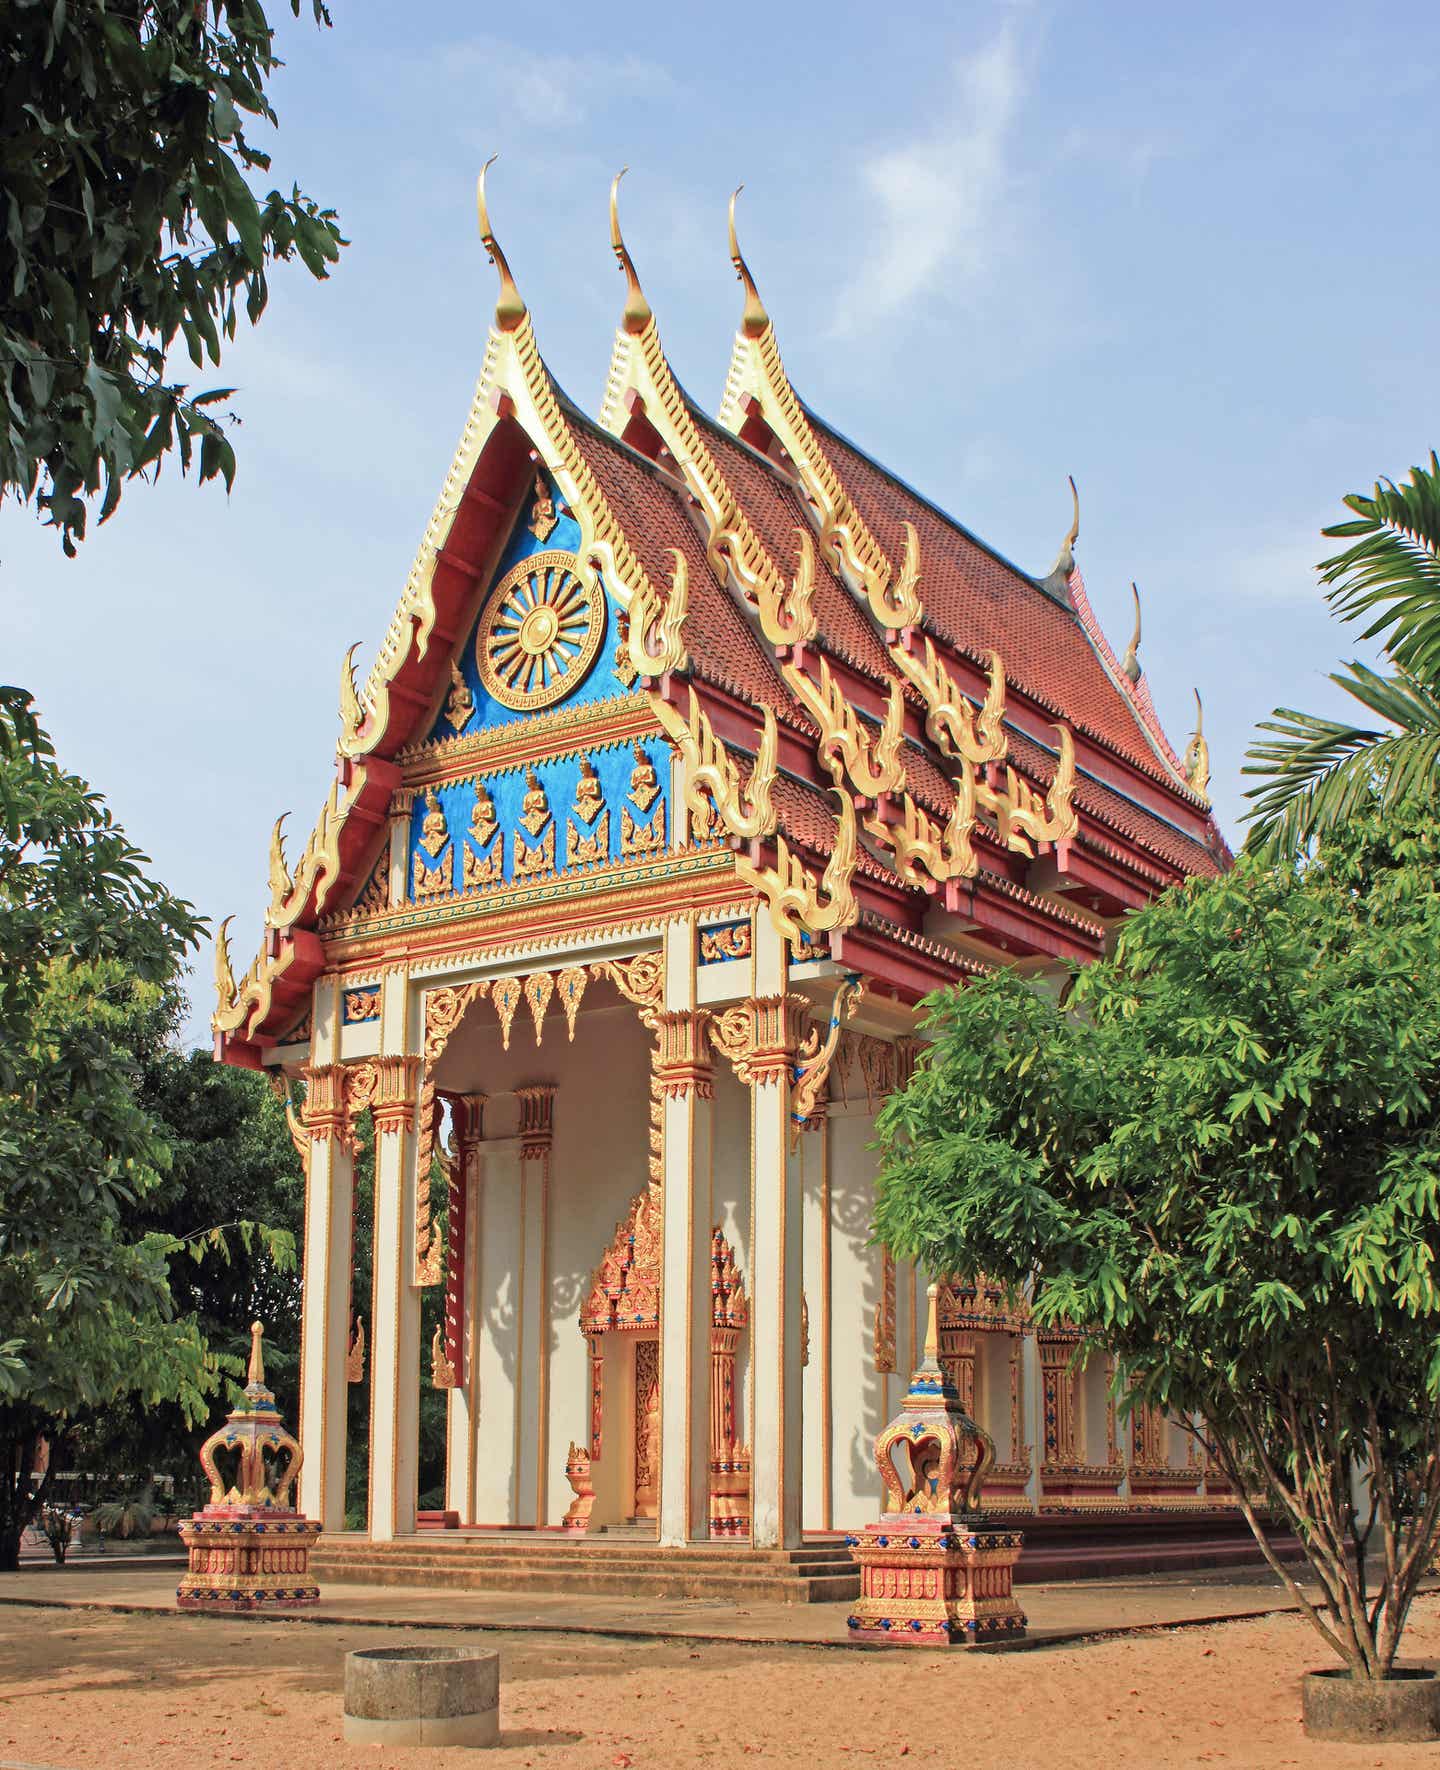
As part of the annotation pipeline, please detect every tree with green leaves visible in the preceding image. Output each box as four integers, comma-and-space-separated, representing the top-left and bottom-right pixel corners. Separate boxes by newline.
1245, 453, 1440, 856
0, 0, 342, 551
875, 802, 1440, 1681
0, 690, 292, 1568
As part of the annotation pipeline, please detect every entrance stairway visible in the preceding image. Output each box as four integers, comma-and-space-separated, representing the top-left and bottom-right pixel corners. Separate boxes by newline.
311, 1535, 860, 1605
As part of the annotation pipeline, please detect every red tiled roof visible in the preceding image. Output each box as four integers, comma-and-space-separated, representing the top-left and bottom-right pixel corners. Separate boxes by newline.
805, 412, 1178, 779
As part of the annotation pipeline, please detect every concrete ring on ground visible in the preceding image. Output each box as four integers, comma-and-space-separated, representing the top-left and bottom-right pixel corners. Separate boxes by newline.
343, 1644, 500, 1747
1302, 1666, 1440, 1742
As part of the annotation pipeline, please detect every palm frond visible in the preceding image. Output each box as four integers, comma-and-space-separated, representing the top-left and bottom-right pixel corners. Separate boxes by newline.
1242, 663, 1440, 858
1319, 452, 1440, 686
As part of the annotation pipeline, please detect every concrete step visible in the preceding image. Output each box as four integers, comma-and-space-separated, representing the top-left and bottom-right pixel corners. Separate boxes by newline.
311, 1560, 859, 1604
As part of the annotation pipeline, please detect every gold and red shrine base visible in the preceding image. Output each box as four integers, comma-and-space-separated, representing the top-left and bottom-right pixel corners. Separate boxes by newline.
176, 1511, 321, 1611
846, 1517, 1026, 1647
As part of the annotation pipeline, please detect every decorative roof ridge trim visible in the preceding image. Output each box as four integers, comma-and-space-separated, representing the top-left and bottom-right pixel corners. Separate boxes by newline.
398, 695, 655, 770
974, 868, 1107, 937
1066, 563, 1199, 797
598, 301, 819, 655
853, 910, 993, 974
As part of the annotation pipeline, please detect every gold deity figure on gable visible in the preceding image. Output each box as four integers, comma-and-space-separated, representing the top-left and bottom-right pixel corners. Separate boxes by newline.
515, 765, 556, 877
567, 756, 609, 867
463, 781, 502, 890
621, 740, 666, 859
413, 788, 454, 900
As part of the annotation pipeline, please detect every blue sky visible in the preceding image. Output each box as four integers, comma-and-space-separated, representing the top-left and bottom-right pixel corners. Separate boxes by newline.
5, 0, 1438, 1043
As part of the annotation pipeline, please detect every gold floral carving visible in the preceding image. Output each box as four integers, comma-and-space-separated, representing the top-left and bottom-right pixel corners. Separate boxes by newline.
444, 661, 474, 732
590, 950, 664, 1030
890, 640, 1006, 767
514, 821, 555, 880
581, 1181, 662, 1334
431, 1323, 456, 1389
415, 981, 489, 1284
567, 809, 609, 866
345, 1315, 365, 1384
651, 686, 777, 843
556, 965, 588, 1039
523, 970, 555, 1045
782, 655, 906, 800
517, 1083, 555, 1161
791, 975, 865, 1129
699, 920, 751, 963
874, 1247, 897, 1373
625, 548, 690, 680
801, 1292, 810, 1367
370, 1054, 420, 1137
707, 993, 812, 1087
344, 988, 381, 1023
736, 786, 859, 944
492, 975, 522, 1050
355, 856, 390, 915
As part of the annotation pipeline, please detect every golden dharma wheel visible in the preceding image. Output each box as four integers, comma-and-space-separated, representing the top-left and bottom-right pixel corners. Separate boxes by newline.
476, 550, 605, 711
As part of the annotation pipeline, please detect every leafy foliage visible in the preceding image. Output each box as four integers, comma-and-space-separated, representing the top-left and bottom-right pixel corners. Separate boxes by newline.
1245, 454, 1440, 856
876, 804, 1440, 1678
0, 0, 343, 551
0, 693, 292, 1567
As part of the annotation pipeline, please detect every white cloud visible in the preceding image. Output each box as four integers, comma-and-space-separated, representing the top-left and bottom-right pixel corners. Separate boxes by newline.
829, 28, 1023, 338
434, 37, 680, 129
1216, 531, 1329, 605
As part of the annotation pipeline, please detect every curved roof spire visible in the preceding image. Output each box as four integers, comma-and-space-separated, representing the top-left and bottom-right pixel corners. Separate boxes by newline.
609, 167, 653, 336
728, 187, 770, 339
1040, 475, 1080, 596
1120, 582, 1142, 683
476, 155, 527, 333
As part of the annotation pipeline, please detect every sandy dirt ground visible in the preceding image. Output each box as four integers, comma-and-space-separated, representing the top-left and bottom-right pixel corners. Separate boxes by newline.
3, 1599, 1439, 1769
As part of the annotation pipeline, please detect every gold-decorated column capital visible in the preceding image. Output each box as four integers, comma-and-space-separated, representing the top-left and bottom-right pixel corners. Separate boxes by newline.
653, 1007, 715, 1099
709, 993, 812, 1086
517, 1082, 556, 1162
371, 1053, 421, 1136
300, 1061, 348, 1142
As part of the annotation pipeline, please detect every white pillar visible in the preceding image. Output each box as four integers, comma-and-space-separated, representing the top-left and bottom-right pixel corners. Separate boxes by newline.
296, 1054, 352, 1531
367, 971, 421, 1541
747, 917, 807, 1549
473, 1137, 523, 1523
801, 1114, 827, 1533
657, 917, 714, 1545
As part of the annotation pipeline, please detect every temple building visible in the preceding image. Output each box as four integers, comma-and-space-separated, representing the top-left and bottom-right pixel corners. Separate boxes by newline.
213, 170, 1227, 1571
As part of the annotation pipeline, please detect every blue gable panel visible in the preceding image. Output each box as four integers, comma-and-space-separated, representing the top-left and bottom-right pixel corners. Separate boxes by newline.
425, 471, 632, 745
407, 734, 671, 903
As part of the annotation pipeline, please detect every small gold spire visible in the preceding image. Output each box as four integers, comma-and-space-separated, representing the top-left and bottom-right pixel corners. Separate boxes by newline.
1121, 582, 1142, 683
924, 1282, 940, 1362
214, 914, 237, 1015
1185, 689, 1211, 801
1041, 476, 1080, 595
247, 1320, 265, 1389
339, 641, 364, 745
728, 187, 770, 338
266, 814, 292, 921
476, 155, 527, 333
609, 167, 653, 336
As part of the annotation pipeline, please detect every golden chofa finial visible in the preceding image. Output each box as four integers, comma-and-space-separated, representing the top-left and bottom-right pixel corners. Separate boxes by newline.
214, 914, 237, 1015
1184, 688, 1211, 802
476, 155, 527, 333
609, 167, 653, 335
1040, 475, 1080, 597
1120, 583, 1142, 683
728, 187, 770, 339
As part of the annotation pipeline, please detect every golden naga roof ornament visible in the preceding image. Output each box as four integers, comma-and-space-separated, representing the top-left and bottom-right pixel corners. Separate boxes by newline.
974, 724, 1079, 856
626, 547, 690, 678
727, 186, 770, 339
338, 641, 365, 750
214, 915, 238, 1019
791, 973, 866, 1131
476, 154, 527, 334
782, 653, 906, 801
864, 766, 979, 890
266, 814, 293, 925
891, 638, 1007, 767
609, 167, 654, 336
737, 784, 859, 944
653, 685, 777, 842
1120, 583, 1143, 684
1184, 690, 1211, 802
874, 519, 924, 631
1040, 475, 1081, 598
